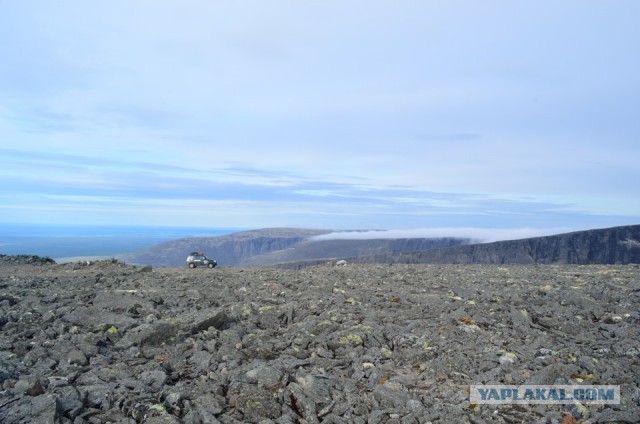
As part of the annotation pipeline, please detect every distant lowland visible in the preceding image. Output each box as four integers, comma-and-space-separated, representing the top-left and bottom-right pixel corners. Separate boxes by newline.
117, 225, 640, 268
0, 225, 245, 262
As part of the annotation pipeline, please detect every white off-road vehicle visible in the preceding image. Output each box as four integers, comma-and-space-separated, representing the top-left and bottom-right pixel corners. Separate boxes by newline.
186, 252, 217, 268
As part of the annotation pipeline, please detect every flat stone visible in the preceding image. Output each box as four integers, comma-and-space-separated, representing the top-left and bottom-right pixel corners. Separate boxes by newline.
14, 377, 45, 396
245, 364, 283, 387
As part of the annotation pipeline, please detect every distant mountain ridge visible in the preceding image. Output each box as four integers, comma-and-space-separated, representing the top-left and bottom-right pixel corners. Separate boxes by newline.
118, 227, 471, 267
119, 225, 640, 268
240, 237, 469, 267
273, 224, 640, 268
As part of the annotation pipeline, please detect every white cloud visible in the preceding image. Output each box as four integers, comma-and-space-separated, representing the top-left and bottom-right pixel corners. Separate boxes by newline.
311, 227, 575, 243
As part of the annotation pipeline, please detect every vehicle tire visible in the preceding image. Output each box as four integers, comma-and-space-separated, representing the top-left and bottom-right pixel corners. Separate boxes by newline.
208, 263, 214, 268
188, 263, 196, 268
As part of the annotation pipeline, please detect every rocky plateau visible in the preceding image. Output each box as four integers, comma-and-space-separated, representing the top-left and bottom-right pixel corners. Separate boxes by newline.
1, 256, 639, 423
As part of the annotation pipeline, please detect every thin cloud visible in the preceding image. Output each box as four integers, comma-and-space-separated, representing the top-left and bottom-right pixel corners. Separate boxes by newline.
311, 227, 575, 243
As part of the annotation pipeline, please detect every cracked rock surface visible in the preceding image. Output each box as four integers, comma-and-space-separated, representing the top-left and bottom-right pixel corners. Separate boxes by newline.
1, 259, 639, 423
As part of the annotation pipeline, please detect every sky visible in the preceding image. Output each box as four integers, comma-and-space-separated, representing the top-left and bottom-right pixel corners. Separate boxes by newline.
1, 1, 639, 239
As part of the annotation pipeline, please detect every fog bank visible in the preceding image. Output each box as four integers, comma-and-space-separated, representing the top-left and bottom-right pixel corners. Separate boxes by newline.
310, 227, 573, 243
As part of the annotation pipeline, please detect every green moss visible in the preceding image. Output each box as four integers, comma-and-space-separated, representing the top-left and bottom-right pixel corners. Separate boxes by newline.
107, 326, 118, 335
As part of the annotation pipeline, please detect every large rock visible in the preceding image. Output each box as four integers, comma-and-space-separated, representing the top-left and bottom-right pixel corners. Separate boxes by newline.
116, 321, 182, 348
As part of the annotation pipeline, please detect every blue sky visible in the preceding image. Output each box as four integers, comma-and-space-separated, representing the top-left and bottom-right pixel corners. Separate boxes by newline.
1, 1, 639, 238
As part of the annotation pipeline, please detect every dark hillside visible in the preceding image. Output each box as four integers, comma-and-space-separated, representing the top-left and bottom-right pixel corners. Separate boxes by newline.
339, 224, 640, 266
119, 228, 331, 267
239, 237, 470, 267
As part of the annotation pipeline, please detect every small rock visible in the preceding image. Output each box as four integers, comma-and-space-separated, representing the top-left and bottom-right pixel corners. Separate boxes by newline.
140, 369, 167, 392
603, 315, 623, 324
29, 394, 63, 422
406, 399, 424, 413
192, 311, 233, 333
164, 392, 184, 414
235, 387, 281, 422
67, 349, 89, 366
373, 384, 410, 409
499, 352, 518, 366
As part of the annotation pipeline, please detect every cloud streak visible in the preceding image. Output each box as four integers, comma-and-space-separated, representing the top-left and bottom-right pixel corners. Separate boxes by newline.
310, 227, 574, 244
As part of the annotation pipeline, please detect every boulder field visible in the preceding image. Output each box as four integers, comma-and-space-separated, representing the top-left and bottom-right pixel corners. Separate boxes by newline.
1, 258, 639, 423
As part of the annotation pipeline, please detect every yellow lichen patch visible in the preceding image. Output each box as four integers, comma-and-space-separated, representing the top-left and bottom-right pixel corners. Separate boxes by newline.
258, 306, 274, 313
149, 404, 165, 413
570, 374, 595, 381
447, 290, 463, 301
339, 334, 363, 346
500, 352, 518, 363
